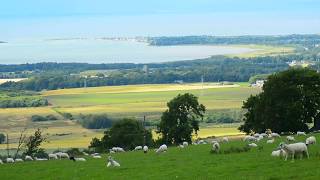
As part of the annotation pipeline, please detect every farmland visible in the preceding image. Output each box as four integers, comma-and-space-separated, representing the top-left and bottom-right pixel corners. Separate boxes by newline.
1, 133, 320, 179
0, 83, 259, 149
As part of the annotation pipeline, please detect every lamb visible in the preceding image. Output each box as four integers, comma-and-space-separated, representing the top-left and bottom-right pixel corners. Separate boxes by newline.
134, 146, 143, 151
143, 145, 148, 153
55, 152, 69, 159
271, 149, 287, 157
279, 142, 309, 161
222, 137, 229, 143
270, 133, 281, 138
92, 155, 102, 159
107, 156, 120, 167
25, 156, 33, 161
212, 142, 220, 153
306, 136, 316, 145
297, 131, 307, 136
248, 143, 258, 147
15, 158, 24, 162
286, 136, 295, 142
182, 141, 189, 147
112, 147, 125, 153
49, 153, 58, 160
266, 139, 274, 144
156, 144, 168, 154
6, 158, 14, 163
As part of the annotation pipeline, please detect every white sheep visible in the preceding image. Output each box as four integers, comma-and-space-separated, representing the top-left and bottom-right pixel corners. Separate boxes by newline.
15, 158, 24, 162
248, 143, 258, 147
35, 157, 48, 161
134, 146, 143, 151
253, 133, 260, 138
211, 140, 219, 144
266, 139, 275, 144
0, 159, 3, 164
91, 153, 100, 156
183, 141, 189, 147
178, 144, 185, 148
279, 142, 309, 161
156, 144, 168, 154
297, 131, 307, 136
49, 153, 58, 160
6, 158, 14, 163
107, 156, 120, 167
109, 150, 115, 154
25, 156, 33, 161
243, 136, 257, 142
143, 145, 148, 153
257, 135, 264, 141
83, 152, 89, 156
197, 140, 207, 144
75, 158, 86, 162
212, 142, 220, 153
261, 133, 268, 137
271, 149, 287, 157
55, 152, 69, 159
112, 147, 125, 153
222, 137, 229, 143
93, 155, 102, 159
286, 136, 295, 142
306, 136, 316, 145
270, 133, 281, 138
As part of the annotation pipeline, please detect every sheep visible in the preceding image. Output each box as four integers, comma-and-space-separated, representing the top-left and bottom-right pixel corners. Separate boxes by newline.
69, 157, 86, 162
182, 141, 189, 147
197, 140, 207, 144
211, 140, 219, 144
266, 139, 275, 144
222, 137, 229, 143
271, 149, 287, 157
25, 156, 33, 161
107, 156, 120, 167
143, 145, 148, 153
253, 133, 260, 138
35, 157, 48, 161
297, 131, 307, 136
134, 146, 143, 151
279, 142, 309, 161
0, 159, 3, 164
156, 144, 168, 154
83, 152, 89, 156
243, 136, 257, 142
178, 144, 185, 148
109, 150, 115, 154
257, 135, 264, 141
15, 158, 24, 162
91, 153, 100, 156
49, 153, 58, 160
270, 133, 281, 138
92, 155, 102, 159
6, 158, 14, 163
212, 142, 220, 153
261, 133, 268, 137
112, 147, 125, 153
286, 136, 295, 142
248, 143, 258, 147
306, 136, 316, 145
55, 152, 69, 159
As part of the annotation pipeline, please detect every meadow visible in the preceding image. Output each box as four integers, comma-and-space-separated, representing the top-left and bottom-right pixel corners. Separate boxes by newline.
0, 133, 319, 180
0, 83, 259, 149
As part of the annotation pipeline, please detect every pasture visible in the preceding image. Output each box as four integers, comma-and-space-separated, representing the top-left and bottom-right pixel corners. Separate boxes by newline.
1, 133, 320, 179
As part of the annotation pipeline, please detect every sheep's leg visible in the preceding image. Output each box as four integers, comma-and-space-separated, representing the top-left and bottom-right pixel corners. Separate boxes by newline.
300, 153, 303, 160
291, 152, 295, 162
285, 154, 288, 161
306, 150, 309, 159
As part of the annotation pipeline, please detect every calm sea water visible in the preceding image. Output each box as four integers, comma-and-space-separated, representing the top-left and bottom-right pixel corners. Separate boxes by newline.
0, 39, 255, 64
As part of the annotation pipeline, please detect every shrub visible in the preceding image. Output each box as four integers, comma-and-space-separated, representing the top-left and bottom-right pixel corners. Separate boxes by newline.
62, 112, 73, 120
79, 114, 114, 129
66, 148, 82, 156
31, 115, 48, 122
46, 114, 58, 121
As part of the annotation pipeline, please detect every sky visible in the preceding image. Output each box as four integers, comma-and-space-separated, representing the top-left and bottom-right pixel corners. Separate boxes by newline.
0, 0, 320, 40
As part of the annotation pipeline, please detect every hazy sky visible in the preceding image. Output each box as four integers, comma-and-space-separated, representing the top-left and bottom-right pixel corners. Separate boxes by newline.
1, 0, 320, 40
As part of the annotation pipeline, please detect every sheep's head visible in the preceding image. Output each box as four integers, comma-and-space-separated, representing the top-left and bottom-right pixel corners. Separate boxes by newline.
278, 142, 286, 149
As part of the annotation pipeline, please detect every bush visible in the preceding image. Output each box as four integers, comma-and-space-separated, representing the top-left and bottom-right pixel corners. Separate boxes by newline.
0, 133, 6, 144
79, 114, 114, 129
66, 148, 82, 156
46, 114, 58, 121
31, 115, 58, 122
61, 112, 73, 120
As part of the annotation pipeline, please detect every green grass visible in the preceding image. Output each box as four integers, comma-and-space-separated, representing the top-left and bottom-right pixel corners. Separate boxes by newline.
1, 134, 320, 179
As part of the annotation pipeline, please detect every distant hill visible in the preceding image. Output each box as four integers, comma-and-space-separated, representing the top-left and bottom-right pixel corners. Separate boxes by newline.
0, 41, 7, 43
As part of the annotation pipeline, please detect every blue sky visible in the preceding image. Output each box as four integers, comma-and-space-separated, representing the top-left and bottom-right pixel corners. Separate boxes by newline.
1, 0, 320, 40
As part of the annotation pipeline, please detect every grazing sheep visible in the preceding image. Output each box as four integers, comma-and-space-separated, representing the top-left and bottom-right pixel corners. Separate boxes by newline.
279, 142, 309, 161
286, 136, 295, 142
297, 131, 307, 136
49, 153, 58, 160
183, 141, 189, 147
92, 155, 102, 159
0, 159, 3, 164
267, 139, 275, 144
192, 142, 198, 145
91, 153, 100, 156
156, 144, 168, 154
197, 140, 207, 144
212, 142, 220, 153
112, 147, 125, 153
35, 157, 48, 161
257, 135, 264, 141
248, 143, 258, 147
15, 158, 24, 162
261, 133, 268, 137
211, 140, 218, 144
143, 145, 148, 153
306, 136, 316, 145
243, 136, 257, 142
178, 144, 185, 148
6, 158, 14, 163
134, 146, 143, 151
270, 133, 281, 138
107, 156, 120, 167
83, 152, 89, 156
271, 149, 287, 157
222, 137, 229, 143
109, 150, 115, 154
253, 133, 260, 138
55, 152, 69, 159
70, 157, 86, 162
25, 156, 33, 161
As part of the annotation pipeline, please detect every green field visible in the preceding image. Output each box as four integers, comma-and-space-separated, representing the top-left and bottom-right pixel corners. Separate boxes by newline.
0, 83, 259, 149
1, 134, 319, 179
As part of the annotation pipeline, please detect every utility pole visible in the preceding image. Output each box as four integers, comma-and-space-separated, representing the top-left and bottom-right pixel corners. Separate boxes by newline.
143, 115, 146, 146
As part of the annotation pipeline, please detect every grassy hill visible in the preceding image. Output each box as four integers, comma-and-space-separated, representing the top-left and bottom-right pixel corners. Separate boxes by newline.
0, 133, 319, 179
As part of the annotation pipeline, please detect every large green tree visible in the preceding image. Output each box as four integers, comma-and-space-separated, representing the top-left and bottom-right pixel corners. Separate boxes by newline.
157, 93, 205, 145
89, 118, 153, 151
240, 68, 320, 133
